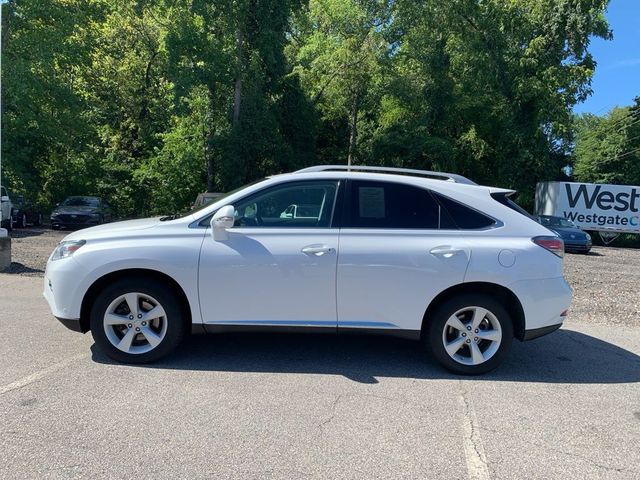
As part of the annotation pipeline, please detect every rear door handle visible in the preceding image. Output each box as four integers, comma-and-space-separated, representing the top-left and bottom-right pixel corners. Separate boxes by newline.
430, 246, 464, 258
301, 245, 336, 256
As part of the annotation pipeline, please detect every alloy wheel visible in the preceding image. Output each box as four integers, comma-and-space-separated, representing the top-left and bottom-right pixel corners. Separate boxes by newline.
103, 292, 168, 354
441, 306, 502, 366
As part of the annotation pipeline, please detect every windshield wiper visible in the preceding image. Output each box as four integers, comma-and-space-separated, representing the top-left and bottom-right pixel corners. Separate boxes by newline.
159, 214, 178, 221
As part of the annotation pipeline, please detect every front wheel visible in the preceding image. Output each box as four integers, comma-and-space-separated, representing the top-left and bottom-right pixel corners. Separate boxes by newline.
90, 278, 185, 363
427, 294, 513, 375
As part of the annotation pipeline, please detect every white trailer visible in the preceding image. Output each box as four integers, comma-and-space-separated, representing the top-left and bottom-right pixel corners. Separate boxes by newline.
535, 181, 640, 243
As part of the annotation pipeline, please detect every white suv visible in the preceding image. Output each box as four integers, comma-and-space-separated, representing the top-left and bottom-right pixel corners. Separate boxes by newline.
1, 186, 15, 231
44, 166, 571, 374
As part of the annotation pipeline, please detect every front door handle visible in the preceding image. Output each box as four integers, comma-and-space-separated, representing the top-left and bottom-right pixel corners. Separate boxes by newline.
430, 246, 464, 258
301, 245, 336, 256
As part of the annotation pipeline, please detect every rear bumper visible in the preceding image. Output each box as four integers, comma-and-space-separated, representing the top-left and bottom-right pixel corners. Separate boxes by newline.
509, 276, 572, 332
523, 323, 562, 340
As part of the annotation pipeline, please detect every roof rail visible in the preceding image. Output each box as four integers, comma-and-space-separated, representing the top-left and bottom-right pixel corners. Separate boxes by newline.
294, 165, 477, 185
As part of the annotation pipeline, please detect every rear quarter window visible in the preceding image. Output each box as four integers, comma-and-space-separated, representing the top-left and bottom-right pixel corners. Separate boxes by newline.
433, 193, 496, 229
490, 192, 535, 220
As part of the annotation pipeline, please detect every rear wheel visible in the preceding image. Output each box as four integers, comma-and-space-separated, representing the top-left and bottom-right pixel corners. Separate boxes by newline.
19, 213, 27, 228
427, 294, 513, 375
90, 278, 185, 363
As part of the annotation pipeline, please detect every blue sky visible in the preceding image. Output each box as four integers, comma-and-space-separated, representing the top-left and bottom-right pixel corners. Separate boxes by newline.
573, 0, 640, 114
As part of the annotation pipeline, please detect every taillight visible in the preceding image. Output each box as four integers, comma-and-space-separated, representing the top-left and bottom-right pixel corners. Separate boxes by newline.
532, 236, 564, 258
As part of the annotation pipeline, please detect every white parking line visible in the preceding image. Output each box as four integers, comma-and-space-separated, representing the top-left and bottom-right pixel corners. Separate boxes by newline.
0, 353, 88, 396
459, 389, 490, 480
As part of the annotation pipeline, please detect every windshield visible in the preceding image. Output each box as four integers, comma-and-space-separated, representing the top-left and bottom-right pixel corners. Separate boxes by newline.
61, 197, 100, 207
539, 216, 576, 228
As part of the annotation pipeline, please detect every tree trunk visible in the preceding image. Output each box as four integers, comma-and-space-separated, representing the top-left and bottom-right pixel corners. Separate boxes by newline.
347, 91, 359, 166
206, 87, 216, 192
232, 27, 243, 128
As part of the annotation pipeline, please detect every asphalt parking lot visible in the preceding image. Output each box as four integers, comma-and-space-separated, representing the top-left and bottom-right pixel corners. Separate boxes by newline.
1, 229, 639, 479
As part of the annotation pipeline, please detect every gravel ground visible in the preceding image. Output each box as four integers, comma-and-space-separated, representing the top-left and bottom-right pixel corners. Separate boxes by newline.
564, 246, 640, 328
3, 228, 65, 276
3, 227, 640, 327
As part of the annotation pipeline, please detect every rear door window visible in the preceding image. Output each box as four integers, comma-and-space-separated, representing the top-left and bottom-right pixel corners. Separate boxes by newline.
347, 181, 443, 229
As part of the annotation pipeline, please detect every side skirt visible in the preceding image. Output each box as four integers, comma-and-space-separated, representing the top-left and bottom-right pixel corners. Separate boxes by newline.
201, 324, 420, 340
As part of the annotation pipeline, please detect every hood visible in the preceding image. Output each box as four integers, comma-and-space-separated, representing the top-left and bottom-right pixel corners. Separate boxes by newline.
53, 205, 99, 215
62, 217, 162, 241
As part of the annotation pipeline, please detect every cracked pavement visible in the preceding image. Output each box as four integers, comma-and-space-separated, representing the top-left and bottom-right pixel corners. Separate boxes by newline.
1, 250, 640, 478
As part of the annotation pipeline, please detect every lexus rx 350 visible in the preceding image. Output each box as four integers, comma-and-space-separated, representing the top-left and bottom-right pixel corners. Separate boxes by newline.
44, 166, 571, 374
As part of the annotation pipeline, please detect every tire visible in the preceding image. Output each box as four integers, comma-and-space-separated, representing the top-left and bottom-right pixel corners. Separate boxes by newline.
427, 294, 513, 375
19, 213, 27, 228
51, 225, 60, 230
90, 278, 185, 363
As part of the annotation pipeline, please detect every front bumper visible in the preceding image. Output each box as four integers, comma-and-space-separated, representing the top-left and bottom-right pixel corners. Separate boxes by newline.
51, 219, 100, 229
43, 256, 88, 321
56, 316, 85, 333
565, 241, 592, 253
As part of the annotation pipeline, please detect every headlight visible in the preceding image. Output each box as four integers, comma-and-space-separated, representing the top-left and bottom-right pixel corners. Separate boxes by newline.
585, 233, 591, 241
51, 240, 86, 261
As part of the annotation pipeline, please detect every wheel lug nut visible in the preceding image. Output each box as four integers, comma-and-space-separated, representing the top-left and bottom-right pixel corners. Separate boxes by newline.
142, 321, 146, 326
475, 329, 479, 333
138, 314, 142, 319
127, 323, 132, 328
462, 333, 466, 337
135, 327, 140, 332
466, 339, 471, 344
129, 315, 134, 320
466, 326, 471, 331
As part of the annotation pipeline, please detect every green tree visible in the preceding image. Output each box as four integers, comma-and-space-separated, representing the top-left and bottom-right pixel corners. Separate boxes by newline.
289, 0, 390, 165
2, 0, 102, 205
372, 0, 611, 205
573, 99, 640, 185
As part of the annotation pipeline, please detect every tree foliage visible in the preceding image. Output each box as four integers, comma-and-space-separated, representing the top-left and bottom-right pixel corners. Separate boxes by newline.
1, 0, 613, 215
573, 97, 640, 185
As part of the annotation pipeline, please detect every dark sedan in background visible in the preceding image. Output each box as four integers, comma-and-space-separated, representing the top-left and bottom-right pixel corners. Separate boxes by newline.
537, 215, 592, 253
50, 196, 112, 230
12, 195, 44, 228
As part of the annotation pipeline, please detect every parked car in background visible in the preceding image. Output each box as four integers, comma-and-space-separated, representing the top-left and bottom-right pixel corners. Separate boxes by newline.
45, 166, 572, 375
50, 196, 112, 230
537, 215, 592, 253
12, 195, 43, 228
0, 186, 15, 231
192, 192, 225, 209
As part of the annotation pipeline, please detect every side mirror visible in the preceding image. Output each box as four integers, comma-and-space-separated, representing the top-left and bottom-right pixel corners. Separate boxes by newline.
210, 205, 235, 241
